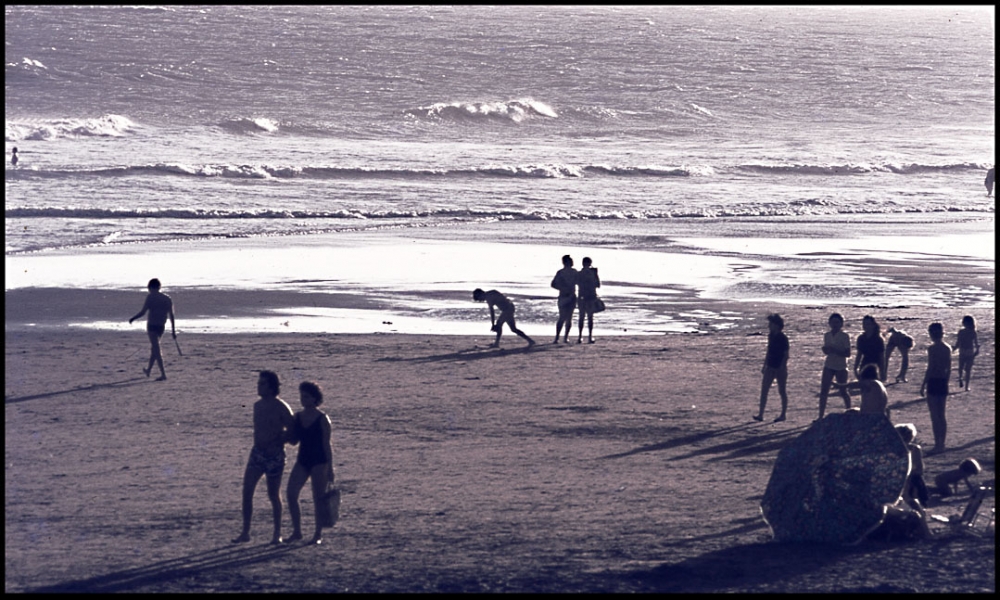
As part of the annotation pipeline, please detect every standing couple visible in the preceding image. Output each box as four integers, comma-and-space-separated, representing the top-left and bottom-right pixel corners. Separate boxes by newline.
551, 254, 602, 344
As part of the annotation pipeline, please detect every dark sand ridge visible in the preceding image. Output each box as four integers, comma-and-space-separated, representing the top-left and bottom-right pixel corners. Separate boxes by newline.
5, 292, 994, 592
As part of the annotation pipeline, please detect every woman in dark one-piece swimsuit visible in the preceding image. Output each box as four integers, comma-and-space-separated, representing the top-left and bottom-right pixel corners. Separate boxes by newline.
286, 381, 335, 544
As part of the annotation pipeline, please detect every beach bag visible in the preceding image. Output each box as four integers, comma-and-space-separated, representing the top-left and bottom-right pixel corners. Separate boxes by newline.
316, 483, 341, 528
594, 297, 606, 313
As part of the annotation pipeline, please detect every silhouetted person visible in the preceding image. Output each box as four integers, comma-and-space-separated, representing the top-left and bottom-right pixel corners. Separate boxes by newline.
953, 315, 979, 391
129, 278, 176, 381
576, 257, 601, 344
473, 288, 535, 348
286, 381, 335, 545
233, 370, 296, 544
818, 313, 852, 420
885, 327, 914, 383
986, 167, 994, 197
551, 254, 578, 343
854, 314, 886, 382
754, 313, 789, 423
836, 363, 889, 417
920, 322, 951, 455
10, 146, 18, 166
931, 458, 981, 497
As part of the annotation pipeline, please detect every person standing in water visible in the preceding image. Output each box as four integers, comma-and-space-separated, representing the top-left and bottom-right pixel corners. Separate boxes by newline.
550, 254, 578, 344
11, 147, 18, 166
985, 167, 994, 197
128, 278, 176, 381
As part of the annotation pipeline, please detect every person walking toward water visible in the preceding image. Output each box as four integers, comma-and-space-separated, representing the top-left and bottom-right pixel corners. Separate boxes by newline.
953, 315, 979, 391
920, 322, 951, 455
986, 167, 994, 196
233, 370, 296, 544
854, 314, 886, 382
10, 147, 18, 166
817, 313, 852, 420
754, 313, 789, 422
885, 327, 914, 383
286, 381, 335, 545
128, 278, 176, 381
551, 254, 578, 344
576, 257, 601, 344
473, 288, 535, 348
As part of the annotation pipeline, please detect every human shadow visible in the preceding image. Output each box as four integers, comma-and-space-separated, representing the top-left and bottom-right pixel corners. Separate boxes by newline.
600, 422, 803, 461
27, 542, 297, 593
594, 540, 886, 593
5, 378, 148, 405
377, 343, 554, 364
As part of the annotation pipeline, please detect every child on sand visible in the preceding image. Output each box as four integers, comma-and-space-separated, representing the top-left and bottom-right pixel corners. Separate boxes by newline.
895, 423, 928, 509
286, 381, 335, 545
920, 322, 952, 455
817, 313, 852, 420
128, 278, 176, 381
233, 370, 297, 544
754, 313, 789, 423
953, 315, 979, 391
885, 327, 914, 383
931, 458, 981, 497
473, 288, 535, 348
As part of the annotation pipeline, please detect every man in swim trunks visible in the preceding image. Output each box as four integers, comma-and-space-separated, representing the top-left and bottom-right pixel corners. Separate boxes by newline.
129, 278, 176, 381
473, 288, 535, 348
233, 370, 297, 544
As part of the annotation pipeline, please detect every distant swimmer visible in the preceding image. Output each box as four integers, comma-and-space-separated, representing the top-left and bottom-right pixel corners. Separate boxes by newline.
10, 147, 18, 166
986, 167, 994, 197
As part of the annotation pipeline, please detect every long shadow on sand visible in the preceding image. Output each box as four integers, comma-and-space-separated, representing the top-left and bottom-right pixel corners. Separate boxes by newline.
5, 377, 149, 404
26, 543, 297, 593
589, 540, 896, 593
377, 343, 554, 364
600, 423, 808, 462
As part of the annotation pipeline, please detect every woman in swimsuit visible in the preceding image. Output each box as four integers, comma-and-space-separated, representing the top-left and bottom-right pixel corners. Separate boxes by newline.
286, 381, 335, 544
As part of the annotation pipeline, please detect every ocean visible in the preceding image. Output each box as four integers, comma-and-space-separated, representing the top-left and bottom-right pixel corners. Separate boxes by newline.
4, 5, 995, 334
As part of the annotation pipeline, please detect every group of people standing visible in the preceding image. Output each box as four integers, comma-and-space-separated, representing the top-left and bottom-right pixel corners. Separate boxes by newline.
756, 312, 980, 455
472, 254, 603, 348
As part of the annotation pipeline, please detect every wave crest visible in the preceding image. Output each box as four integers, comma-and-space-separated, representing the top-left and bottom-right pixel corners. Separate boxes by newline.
406, 98, 558, 123
5, 114, 137, 141
217, 117, 280, 134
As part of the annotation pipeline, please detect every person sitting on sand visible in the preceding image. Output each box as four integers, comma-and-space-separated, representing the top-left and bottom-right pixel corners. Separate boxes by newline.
885, 327, 914, 383
953, 315, 979, 392
551, 254, 578, 344
754, 313, 789, 423
834, 363, 889, 418
233, 370, 297, 544
128, 278, 176, 381
473, 288, 535, 348
576, 257, 601, 344
286, 381, 335, 545
896, 423, 928, 510
930, 458, 981, 498
920, 322, 951, 454
818, 313, 852, 420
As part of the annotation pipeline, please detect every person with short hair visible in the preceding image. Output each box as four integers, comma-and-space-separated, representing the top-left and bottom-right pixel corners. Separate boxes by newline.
953, 315, 979, 392
920, 322, 952, 454
576, 257, 601, 344
931, 458, 982, 497
895, 423, 928, 509
286, 381, 335, 545
855, 314, 886, 382
885, 327, 914, 383
550, 255, 578, 344
128, 278, 176, 381
754, 313, 789, 423
836, 363, 889, 417
233, 370, 296, 544
818, 313, 852, 420
473, 288, 535, 348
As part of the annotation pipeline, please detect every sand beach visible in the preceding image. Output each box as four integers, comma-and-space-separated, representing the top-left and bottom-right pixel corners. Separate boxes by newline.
5, 282, 994, 593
